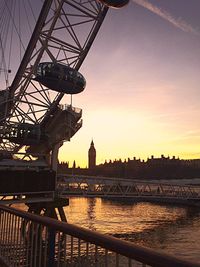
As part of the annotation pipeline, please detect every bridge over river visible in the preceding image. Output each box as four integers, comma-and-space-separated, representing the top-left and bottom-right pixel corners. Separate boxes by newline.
57, 174, 200, 207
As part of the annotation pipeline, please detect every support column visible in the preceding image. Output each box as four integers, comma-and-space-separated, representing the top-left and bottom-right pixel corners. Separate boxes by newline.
51, 142, 62, 172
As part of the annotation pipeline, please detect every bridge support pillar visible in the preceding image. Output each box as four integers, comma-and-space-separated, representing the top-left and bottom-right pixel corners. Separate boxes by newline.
51, 142, 62, 172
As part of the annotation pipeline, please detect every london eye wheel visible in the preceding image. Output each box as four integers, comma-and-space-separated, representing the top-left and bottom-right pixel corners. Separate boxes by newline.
0, 0, 129, 169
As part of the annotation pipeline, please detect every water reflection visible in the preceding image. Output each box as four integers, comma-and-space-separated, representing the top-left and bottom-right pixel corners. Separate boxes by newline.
14, 198, 200, 262
87, 198, 97, 231
64, 197, 200, 262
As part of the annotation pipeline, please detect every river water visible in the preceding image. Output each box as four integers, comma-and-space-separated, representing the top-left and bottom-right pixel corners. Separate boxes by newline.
63, 197, 200, 263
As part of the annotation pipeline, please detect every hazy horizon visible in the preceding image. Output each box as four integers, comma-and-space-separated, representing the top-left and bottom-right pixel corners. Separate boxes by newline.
58, 0, 200, 167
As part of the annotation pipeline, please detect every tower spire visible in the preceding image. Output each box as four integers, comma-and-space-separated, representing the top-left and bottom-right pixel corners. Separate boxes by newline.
88, 139, 96, 169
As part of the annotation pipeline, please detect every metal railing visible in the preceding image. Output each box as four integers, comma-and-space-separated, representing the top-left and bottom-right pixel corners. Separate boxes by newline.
57, 175, 200, 202
0, 191, 54, 205
0, 205, 200, 267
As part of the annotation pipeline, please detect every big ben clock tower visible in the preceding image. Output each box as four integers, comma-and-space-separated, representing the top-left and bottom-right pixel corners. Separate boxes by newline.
88, 140, 96, 169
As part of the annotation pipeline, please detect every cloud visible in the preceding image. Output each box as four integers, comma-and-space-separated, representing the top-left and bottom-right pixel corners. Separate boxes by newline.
132, 0, 200, 36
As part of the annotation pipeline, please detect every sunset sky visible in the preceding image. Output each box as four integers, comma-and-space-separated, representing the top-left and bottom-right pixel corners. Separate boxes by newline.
1, 0, 199, 168
58, 0, 200, 167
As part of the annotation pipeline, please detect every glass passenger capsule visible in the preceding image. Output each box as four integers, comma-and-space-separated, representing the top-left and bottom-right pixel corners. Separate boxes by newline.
98, 0, 129, 8
35, 62, 86, 94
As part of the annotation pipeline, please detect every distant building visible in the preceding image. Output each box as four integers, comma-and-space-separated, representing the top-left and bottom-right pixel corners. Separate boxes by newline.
58, 144, 200, 179
88, 140, 96, 169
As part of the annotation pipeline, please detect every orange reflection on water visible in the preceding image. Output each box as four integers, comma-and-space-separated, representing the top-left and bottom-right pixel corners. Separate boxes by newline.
14, 197, 200, 262
64, 198, 200, 262
64, 198, 187, 234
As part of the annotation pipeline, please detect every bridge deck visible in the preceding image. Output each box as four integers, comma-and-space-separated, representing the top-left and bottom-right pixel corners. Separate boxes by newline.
57, 174, 200, 206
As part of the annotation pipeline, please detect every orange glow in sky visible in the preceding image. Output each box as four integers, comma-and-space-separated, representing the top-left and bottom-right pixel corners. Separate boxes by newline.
59, 0, 200, 167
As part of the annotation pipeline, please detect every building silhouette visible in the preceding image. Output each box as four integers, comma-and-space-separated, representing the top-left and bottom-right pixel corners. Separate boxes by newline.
58, 141, 200, 179
88, 140, 96, 169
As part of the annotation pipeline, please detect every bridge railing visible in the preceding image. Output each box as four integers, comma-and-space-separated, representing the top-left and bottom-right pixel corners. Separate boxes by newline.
57, 175, 200, 201
0, 205, 200, 267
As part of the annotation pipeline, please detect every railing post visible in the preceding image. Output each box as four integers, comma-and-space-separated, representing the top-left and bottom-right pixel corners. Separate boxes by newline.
48, 228, 56, 267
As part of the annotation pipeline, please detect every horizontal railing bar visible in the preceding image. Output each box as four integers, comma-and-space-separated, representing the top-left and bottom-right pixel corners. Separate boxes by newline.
0, 205, 199, 267
0, 198, 54, 205
58, 174, 200, 187
0, 190, 54, 196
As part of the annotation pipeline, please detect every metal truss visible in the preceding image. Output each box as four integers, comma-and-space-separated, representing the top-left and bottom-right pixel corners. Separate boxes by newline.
0, 0, 108, 154
57, 174, 200, 204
